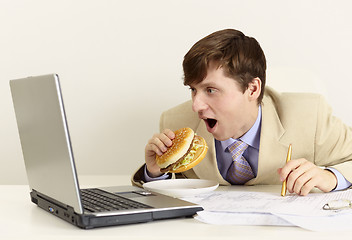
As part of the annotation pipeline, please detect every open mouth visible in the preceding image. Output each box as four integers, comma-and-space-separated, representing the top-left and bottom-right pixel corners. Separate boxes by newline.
206, 118, 218, 129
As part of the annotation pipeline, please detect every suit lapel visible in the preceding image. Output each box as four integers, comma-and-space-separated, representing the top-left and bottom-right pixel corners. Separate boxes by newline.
247, 91, 291, 185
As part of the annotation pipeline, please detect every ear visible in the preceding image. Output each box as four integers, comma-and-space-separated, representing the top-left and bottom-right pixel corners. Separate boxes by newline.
247, 77, 262, 101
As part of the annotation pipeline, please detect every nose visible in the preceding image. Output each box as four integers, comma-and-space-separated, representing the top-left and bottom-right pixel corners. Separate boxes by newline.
192, 93, 207, 113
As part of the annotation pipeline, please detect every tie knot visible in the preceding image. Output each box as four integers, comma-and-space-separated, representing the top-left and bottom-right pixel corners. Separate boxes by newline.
228, 140, 248, 156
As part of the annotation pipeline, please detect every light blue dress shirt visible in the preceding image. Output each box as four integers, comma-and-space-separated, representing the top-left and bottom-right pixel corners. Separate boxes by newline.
145, 106, 351, 191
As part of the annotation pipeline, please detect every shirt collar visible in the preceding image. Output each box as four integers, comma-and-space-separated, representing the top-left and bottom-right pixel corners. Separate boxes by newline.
220, 105, 262, 150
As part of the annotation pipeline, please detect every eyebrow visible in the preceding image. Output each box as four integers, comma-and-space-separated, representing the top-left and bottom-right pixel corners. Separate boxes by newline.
190, 81, 218, 89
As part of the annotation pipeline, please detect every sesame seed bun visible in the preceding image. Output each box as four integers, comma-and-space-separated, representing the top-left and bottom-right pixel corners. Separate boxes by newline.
156, 127, 207, 173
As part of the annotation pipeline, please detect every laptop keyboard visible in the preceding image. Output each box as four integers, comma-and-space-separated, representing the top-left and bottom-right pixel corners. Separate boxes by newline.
81, 188, 151, 213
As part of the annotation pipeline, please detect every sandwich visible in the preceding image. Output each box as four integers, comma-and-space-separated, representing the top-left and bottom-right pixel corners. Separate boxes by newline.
156, 127, 208, 173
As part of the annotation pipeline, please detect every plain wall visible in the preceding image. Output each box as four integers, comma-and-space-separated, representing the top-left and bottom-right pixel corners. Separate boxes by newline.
1, 0, 352, 184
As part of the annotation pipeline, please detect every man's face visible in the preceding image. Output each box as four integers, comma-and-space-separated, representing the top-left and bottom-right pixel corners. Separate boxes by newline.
189, 64, 259, 141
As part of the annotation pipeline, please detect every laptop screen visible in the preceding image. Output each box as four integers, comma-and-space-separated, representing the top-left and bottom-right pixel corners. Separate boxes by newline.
10, 74, 83, 214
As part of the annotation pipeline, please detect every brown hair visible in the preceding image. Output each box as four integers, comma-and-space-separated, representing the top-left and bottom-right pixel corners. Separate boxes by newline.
183, 29, 266, 103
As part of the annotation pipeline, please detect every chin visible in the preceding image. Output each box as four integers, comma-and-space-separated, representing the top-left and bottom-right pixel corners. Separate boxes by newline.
211, 132, 230, 141
213, 130, 239, 141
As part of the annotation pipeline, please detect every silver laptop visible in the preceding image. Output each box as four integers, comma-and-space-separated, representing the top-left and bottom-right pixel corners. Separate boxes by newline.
10, 74, 202, 229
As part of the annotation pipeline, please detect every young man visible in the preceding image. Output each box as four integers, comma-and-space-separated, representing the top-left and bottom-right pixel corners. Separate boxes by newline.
132, 29, 352, 196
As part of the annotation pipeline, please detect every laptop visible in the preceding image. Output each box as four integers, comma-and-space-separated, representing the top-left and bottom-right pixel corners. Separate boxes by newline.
9, 74, 203, 229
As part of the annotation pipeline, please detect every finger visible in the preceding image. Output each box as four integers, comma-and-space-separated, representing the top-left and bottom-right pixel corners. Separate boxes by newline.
146, 135, 167, 155
286, 163, 307, 191
162, 129, 175, 140
286, 161, 313, 193
147, 130, 175, 156
292, 170, 313, 195
287, 160, 317, 194
279, 158, 305, 181
145, 141, 163, 156
158, 132, 174, 148
299, 178, 316, 196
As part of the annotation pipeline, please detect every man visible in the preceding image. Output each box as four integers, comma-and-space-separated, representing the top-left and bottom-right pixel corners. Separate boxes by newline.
132, 29, 352, 196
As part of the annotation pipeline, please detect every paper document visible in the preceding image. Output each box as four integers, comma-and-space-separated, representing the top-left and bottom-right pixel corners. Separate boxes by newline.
182, 189, 352, 231
183, 189, 352, 216
195, 211, 293, 226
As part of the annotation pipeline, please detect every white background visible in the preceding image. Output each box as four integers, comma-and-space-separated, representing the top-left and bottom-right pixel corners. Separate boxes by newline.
1, 0, 352, 184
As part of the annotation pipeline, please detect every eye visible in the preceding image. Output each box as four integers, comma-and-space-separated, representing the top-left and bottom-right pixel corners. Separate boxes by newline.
207, 88, 216, 94
189, 86, 196, 94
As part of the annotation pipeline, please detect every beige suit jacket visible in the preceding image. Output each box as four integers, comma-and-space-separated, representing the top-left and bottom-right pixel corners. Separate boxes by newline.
132, 87, 352, 187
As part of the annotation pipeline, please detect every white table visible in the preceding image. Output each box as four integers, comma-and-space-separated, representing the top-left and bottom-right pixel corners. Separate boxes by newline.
1, 175, 351, 239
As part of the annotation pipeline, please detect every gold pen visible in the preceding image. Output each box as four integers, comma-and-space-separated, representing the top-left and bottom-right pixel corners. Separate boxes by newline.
281, 144, 292, 197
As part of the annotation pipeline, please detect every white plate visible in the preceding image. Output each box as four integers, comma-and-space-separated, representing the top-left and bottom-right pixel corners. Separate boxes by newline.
143, 179, 219, 198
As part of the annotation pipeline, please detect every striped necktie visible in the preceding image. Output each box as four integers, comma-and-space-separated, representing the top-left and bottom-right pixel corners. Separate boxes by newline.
226, 140, 254, 184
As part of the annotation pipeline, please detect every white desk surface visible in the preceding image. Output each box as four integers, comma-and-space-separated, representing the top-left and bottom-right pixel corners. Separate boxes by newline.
1, 175, 351, 240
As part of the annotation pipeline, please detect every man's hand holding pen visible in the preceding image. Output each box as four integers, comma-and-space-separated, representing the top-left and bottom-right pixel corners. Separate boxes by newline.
278, 153, 338, 196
